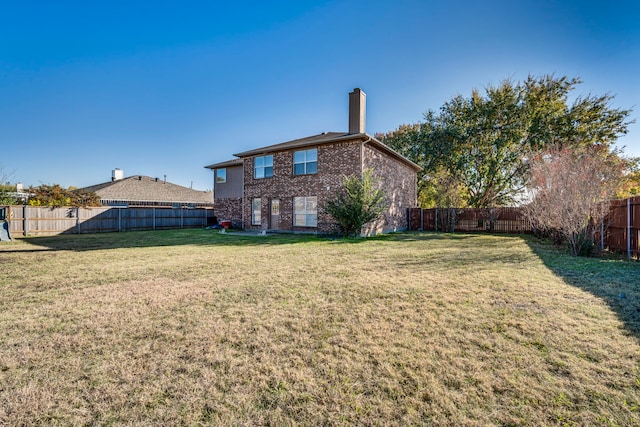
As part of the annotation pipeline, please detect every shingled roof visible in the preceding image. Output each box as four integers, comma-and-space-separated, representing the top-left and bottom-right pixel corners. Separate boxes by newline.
228, 132, 421, 171
203, 158, 244, 170
80, 176, 213, 206
232, 132, 349, 157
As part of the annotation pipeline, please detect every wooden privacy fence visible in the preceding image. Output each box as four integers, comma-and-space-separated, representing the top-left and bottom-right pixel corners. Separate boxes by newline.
599, 196, 640, 259
408, 197, 640, 259
2, 205, 215, 236
408, 207, 531, 234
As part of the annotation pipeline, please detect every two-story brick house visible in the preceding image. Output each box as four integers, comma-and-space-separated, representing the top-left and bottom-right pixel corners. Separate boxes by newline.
205, 88, 421, 235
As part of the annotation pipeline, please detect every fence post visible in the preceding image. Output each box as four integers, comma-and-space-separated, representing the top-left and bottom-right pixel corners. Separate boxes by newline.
420, 208, 424, 231
23, 205, 28, 236
181, 207, 184, 228
435, 208, 438, 232
451, 208, 455, 233
76, 207, 81, 234
153, 207, 156, 231
600, 218, 604, 251
118, 208, 122, 232
628, 197, 632, 259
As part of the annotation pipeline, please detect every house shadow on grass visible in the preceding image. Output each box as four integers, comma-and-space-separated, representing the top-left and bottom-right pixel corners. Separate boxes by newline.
2, 228, 480, 253
525, 236, 640, 341
0, 228, 321, 253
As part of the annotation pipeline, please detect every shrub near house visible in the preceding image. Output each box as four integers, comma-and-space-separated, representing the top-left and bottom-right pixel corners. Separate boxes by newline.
325, 169, 387, 237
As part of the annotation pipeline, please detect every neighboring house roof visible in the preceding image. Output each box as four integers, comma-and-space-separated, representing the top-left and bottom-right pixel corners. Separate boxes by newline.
80, 176, 213, 205
207, 132, 422, 172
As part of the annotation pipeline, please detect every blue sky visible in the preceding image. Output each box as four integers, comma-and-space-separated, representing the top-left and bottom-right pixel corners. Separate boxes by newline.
1, 0, 638, 191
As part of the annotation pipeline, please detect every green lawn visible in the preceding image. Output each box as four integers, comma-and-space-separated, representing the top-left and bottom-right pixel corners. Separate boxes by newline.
1, 230, 639, 426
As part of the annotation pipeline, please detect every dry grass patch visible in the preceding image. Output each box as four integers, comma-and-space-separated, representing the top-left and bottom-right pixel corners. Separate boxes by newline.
0, 230, 639, 425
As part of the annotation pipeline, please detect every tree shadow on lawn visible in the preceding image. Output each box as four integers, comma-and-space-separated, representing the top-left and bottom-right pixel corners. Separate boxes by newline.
384, 231, 536, 268
525, 236, 640, 341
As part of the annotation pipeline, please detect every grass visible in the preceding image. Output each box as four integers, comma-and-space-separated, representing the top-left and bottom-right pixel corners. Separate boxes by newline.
0, 229, 639, 426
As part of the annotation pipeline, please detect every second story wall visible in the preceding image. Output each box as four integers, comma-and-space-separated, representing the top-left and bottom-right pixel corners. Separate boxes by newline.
362, 143, 418, 234
213, 165, 243, 199
242, 138, 364, 232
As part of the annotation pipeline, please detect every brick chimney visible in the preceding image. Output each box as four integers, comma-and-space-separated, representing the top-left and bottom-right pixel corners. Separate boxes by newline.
348, 88, 366, 134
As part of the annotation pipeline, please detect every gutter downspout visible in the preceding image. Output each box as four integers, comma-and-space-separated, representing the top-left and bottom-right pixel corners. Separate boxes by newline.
242, 159, 246, 230
628, 197, 632, 259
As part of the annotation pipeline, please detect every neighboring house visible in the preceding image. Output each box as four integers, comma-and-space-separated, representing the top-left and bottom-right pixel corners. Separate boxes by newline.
80, 169, 214, 207
205, 88, 421, 235
1, 183, 30, 204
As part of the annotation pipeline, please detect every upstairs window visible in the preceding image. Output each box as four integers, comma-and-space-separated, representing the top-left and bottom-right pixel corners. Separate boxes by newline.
216, 168, 227, 183
293, 148, 317, 175
254, 155, 273, 179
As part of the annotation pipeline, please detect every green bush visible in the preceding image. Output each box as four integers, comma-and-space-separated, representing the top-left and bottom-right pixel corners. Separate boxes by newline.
325, 169, 387, 237
28, 184, 101, 207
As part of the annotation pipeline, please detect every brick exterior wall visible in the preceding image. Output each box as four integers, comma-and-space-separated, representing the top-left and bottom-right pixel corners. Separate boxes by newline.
362, 143, 417, 235
214, 136, 418, 235
243, 139, 363, 233
213, 197, 243, 228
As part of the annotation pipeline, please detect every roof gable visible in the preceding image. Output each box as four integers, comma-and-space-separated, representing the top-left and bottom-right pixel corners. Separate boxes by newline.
232, 132, 361, 157
229, 131, 421, 171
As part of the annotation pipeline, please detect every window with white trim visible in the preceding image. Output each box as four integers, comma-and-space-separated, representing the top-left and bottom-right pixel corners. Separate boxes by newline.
216, 168, 226, 183
252, 198, 262, 225
293, 148, 317, 175
254, 155, 273, 179
294, 196, 317, 227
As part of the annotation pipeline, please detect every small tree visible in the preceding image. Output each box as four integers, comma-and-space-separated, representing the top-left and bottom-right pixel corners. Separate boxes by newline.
524, 145, 624, 256
325, 169, 387, 237
615, 159, 640, 199
28, 184, 101, 207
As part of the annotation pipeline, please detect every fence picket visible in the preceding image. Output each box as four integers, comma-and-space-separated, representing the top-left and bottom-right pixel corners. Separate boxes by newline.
408, 197, 640, 260
3, 206, 214, 236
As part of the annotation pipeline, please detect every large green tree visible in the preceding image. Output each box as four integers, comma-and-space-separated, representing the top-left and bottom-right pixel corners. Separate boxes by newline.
378, 75, 633, 208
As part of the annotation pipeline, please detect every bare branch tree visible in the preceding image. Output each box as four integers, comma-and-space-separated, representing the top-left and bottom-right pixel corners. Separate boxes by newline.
524, 145, 624, 256
0, 164, 16, 205
0, 164, 13, 185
